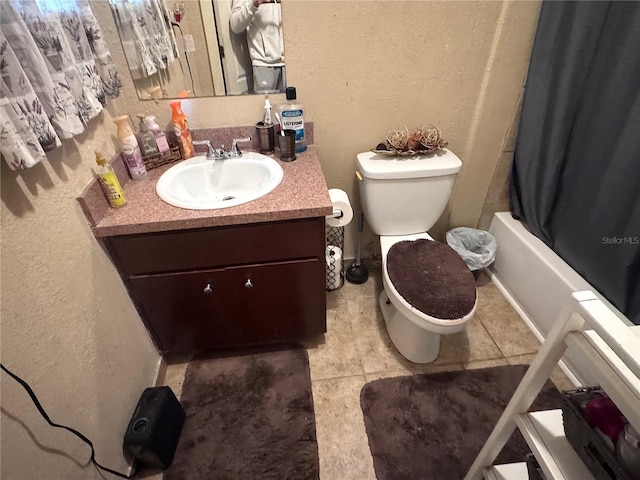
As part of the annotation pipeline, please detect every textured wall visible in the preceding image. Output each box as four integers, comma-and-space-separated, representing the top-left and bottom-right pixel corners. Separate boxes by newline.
1, 1, 540, 478
0, 110, 161, 479
1, 7, 162, 479
279, 1, 541, 252
479, 91, 523, 230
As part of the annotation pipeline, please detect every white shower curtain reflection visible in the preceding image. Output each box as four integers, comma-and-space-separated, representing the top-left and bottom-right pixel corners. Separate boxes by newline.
0, 0, 122, 170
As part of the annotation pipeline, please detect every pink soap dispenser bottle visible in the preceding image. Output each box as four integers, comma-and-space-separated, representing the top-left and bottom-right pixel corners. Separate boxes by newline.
144, 115, 170, 153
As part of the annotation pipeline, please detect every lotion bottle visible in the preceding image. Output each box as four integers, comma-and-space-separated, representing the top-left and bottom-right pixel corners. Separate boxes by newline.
278, 86, 306, 153
170, 91, 194, 159
114, 115, 147, 179
95, 151, 126, 208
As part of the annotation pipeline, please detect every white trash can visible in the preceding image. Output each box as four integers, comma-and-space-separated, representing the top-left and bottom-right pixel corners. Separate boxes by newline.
446, 227, 497, 272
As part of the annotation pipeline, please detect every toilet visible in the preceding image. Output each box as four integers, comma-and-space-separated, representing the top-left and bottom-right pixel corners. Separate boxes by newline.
356, 149, 477, 363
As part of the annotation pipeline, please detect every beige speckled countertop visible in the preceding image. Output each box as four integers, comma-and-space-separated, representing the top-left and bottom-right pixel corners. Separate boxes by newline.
79, 145, 332, 237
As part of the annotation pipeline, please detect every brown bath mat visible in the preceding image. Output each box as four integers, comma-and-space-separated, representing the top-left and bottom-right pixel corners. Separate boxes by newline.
360, 364, 563, 480
164, 345, 319, 480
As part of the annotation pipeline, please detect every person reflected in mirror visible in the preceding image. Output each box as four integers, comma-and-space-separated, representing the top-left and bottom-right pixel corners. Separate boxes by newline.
230, 0, 285, 94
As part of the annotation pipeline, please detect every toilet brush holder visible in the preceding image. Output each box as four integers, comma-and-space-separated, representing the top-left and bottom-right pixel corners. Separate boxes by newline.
346, 212, 369, 284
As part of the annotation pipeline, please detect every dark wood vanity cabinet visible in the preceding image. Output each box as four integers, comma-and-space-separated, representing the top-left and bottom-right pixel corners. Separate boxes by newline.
102, 217, 327, 354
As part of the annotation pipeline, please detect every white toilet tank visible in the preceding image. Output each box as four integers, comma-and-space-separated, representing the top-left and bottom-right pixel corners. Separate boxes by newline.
356, 149, 462, 236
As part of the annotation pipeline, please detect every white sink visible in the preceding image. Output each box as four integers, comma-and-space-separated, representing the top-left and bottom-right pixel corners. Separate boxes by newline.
156, 151, 284, 210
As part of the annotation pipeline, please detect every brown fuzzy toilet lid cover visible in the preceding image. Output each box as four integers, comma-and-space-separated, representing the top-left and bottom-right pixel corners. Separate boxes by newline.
386, 239, 476, 320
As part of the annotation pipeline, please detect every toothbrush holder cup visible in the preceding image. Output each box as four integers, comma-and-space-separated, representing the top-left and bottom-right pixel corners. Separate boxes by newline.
278, 129, 297, 162
255, 122, 275, 154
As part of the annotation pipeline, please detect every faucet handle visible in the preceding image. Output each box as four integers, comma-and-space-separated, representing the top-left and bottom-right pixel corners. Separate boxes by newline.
231, 137, 252, 157
193, 140, 216, 159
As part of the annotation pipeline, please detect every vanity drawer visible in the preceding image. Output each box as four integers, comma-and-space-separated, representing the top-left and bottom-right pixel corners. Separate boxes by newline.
106, 217, 325, 275
128, 258, 326, 353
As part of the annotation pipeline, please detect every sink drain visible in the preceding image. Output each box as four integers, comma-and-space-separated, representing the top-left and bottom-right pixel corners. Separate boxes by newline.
222, 196, 235, 201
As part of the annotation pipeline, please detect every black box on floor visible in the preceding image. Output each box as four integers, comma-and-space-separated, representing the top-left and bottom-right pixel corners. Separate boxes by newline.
123, 386, 185, 470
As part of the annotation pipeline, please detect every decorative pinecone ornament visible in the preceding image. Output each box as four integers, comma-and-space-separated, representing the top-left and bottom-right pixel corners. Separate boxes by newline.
420, 126, 447, 150
373, 124, 448, 155
385, 126, 409, 151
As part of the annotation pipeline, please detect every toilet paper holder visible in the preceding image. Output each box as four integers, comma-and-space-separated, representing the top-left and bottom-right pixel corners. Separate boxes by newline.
325, 225, 345, 291
325, 188, 351, 290
330, 207, 344, 219
326, 188, 353, 228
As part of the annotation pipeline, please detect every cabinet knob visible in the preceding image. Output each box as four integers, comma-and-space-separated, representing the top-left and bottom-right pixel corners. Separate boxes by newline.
244, 279, 253, 289
204, 283, 213, 294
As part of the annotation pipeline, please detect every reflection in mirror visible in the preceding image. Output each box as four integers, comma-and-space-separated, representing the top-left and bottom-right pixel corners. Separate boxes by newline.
109, 0, 286, 99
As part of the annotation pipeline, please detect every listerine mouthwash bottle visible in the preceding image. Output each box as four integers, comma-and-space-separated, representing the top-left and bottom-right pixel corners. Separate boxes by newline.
278, 86, 306, 153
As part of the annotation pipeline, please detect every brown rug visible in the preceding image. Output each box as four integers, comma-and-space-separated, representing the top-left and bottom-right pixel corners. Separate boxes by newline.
164, 345, 319, 480
360, 365, 563, 480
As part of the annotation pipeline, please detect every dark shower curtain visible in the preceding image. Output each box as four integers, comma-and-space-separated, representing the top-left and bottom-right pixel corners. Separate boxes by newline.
510, 1, 640, 324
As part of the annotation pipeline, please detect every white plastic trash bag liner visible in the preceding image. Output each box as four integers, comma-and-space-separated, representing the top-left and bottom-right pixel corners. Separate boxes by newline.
446, 227, 497, 271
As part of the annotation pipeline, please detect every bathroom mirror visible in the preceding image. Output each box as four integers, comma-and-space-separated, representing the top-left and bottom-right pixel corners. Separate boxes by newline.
110, 0, 286, 99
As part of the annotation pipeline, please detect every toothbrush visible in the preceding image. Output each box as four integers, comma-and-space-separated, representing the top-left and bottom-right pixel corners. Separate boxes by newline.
275, 112, 285, 136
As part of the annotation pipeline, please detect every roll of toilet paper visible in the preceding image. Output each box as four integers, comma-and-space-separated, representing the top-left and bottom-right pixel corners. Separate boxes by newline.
325, 245, 343, 290
326, 189, 354, 227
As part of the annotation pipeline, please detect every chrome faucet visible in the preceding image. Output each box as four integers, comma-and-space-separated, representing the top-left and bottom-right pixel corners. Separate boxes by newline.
193, 137, 252, 160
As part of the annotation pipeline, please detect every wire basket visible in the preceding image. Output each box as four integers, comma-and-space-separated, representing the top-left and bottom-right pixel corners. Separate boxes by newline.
326, 225, 344, 291
142, 144, 182, 170
562, 387, 632, 480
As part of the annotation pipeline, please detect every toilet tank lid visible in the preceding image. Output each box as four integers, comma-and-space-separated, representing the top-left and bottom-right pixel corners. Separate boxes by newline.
356, 149, 462, 180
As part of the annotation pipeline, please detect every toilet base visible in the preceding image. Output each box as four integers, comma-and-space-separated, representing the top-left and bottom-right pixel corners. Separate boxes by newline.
379, 290, 441, 364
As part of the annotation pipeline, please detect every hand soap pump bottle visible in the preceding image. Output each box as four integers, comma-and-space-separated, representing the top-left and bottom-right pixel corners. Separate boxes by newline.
170, 90, 194, 159
114, 115, 147, 179
278, 86, 306, 153
144, 115, 170, 153
136, 114, 159, 157
95, 151, 126, 208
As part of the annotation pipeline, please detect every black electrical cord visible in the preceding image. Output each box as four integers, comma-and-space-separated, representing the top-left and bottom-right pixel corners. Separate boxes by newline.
171, 22, 196, 96
0, 363, 137, 479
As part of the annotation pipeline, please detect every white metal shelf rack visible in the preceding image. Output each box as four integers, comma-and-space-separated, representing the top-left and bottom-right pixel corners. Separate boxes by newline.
464, 291, 640, 480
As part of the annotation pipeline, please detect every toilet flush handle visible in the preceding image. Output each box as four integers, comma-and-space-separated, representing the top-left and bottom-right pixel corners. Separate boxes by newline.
355, 170, 363, 181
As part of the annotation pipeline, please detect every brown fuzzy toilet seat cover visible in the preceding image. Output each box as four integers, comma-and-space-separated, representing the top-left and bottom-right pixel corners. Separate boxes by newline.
386, 239, 476, 320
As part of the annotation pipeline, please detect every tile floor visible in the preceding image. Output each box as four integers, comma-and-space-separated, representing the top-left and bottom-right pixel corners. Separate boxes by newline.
158, 260, 574, 480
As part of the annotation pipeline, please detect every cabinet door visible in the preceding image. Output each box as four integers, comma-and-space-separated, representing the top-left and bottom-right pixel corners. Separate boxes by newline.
223, 259, 326, 345
129, 259, 325, 353
129, 267, 228, 353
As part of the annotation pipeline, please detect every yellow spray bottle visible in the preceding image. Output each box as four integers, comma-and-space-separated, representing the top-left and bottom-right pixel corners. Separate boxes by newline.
95, 151, 126, 208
